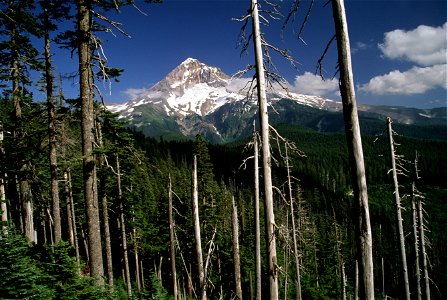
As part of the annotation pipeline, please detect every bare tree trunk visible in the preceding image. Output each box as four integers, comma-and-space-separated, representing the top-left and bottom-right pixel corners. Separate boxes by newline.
140, 260, 145, 289
414, 153, 430, 300
253, 127, 262, 300
412, 181, 422, 300
1, 178, 7, 235
77, 0, 103, 282
64, 170, 74, 245
192, 155, 206, 299
22, 178, 35, 243
43, 6, 61, 244
0, 125, 7, 235
387, 117, 410, 300
117, 156, 132, 299
285, 144, 302, 300
232, 196, 243, 300
96, 121, 114, 289
134, 235, 141, 294
168, 174, 178, 300
251, 1, 279, 298
331, 1, 374, 298
68, 170, 81, 273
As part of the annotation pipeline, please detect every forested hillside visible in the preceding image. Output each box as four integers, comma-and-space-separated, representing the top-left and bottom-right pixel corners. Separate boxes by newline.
0, 97, 446, 298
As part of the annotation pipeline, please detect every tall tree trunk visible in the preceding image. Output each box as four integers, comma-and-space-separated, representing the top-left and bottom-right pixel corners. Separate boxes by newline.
414, 153, 430, 300
192, 155, 206, 299
412, 181, 422, 300
64, 170, 74, 245
96, 121, 114, 289
285, 144, 302, 300
133, 226, 141, 294
11, 17, 34, 244
231, 195, 243, 300
386, 117, 410, 300
253, 127, 262, 300
67, 169, 81, 273
331, 1, 374, 298
43, 5, 62, 244
168, 174, 178, 300
251, 1, 279, 298
0, 124, 7, 235
77, 0, 104, 282
117, 156, 132, 299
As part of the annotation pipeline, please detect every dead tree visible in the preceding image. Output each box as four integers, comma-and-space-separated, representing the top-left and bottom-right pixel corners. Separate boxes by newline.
253, 127, 262, 300
331, 0, 374, 298
192, 155, 206, 299
251, 0, 279, 297
413, 153, 431, 300
168, 174, 179, 300
232, 195, 243, 300
386, 117, 410, 300
117, 155, 132, 299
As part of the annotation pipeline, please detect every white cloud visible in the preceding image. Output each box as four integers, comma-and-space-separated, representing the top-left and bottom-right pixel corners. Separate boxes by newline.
379, 22, 447, 66
123, 87, 147, 99
352, 41, 370, 54
291, 72, 339, 96
359, 64, 447, 95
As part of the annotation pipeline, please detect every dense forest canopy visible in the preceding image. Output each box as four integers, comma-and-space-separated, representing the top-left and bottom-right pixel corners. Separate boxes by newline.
0, 0, 446, 299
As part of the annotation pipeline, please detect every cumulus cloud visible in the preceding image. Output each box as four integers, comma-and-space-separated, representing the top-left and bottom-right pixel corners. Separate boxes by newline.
291, 72, 339, 96
123, 87, 147, 99
379, 22, 447, 66
359, 64, 447, 95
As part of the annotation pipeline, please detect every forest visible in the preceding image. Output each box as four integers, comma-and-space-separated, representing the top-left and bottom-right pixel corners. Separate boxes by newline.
1, 0, 446, 299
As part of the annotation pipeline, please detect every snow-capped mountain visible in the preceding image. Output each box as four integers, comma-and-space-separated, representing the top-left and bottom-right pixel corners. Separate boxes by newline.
108, 58, 446, 142
108, 58, 341, 118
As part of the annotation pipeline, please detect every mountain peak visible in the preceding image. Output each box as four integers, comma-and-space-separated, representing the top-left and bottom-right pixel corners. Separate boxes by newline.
181, 57, 200, 65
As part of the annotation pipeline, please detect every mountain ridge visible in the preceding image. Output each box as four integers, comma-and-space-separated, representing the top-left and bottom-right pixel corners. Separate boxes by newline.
108, 58, 447, 142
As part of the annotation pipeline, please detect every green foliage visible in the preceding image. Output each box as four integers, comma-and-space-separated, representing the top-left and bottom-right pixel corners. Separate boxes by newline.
0, 232, 55, 299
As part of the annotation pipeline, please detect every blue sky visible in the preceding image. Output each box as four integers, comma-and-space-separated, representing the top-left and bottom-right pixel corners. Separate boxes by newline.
51, 0, 446, 109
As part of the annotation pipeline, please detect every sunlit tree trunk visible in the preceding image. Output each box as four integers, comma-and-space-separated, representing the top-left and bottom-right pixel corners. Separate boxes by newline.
0, 124, 7, 236
285, 144, 302, 300
43, 4, 61, 244
232, 195, 243, 300
192, 155, 206, 299
117, 156, 132, 298
331, 1, 374, 298
251, 0, 279, 298
387, 117, 410, 300
168, 174, 178, 300
253, 127, 262, 300
412, 180, 422, 300
96, 120, 114, 289
77, 0, 104, 282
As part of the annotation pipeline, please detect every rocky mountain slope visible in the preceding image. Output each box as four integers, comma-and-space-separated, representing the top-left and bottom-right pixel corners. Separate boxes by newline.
108, 58, 446, 142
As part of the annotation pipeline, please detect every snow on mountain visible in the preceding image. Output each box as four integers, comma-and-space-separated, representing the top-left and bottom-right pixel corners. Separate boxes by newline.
108, 58, 341, 119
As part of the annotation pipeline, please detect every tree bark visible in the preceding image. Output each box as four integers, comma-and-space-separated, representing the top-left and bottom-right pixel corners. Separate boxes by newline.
77, 0, 104, 282
43, 5, 62, 244
117, 156, 132, 299
387, 117, 410, 300
0, 124, 7, 235
192, 155, 206, 299
251, 1, 279, 298
253, 127, 262, 300
331, 1, 374, 298
412, 180, 422, 300
415, 155, 430, 300
231, 195, 243, 300
97, 121, 114, 289
168, 174, 178, 300
285, 144, 302, 300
